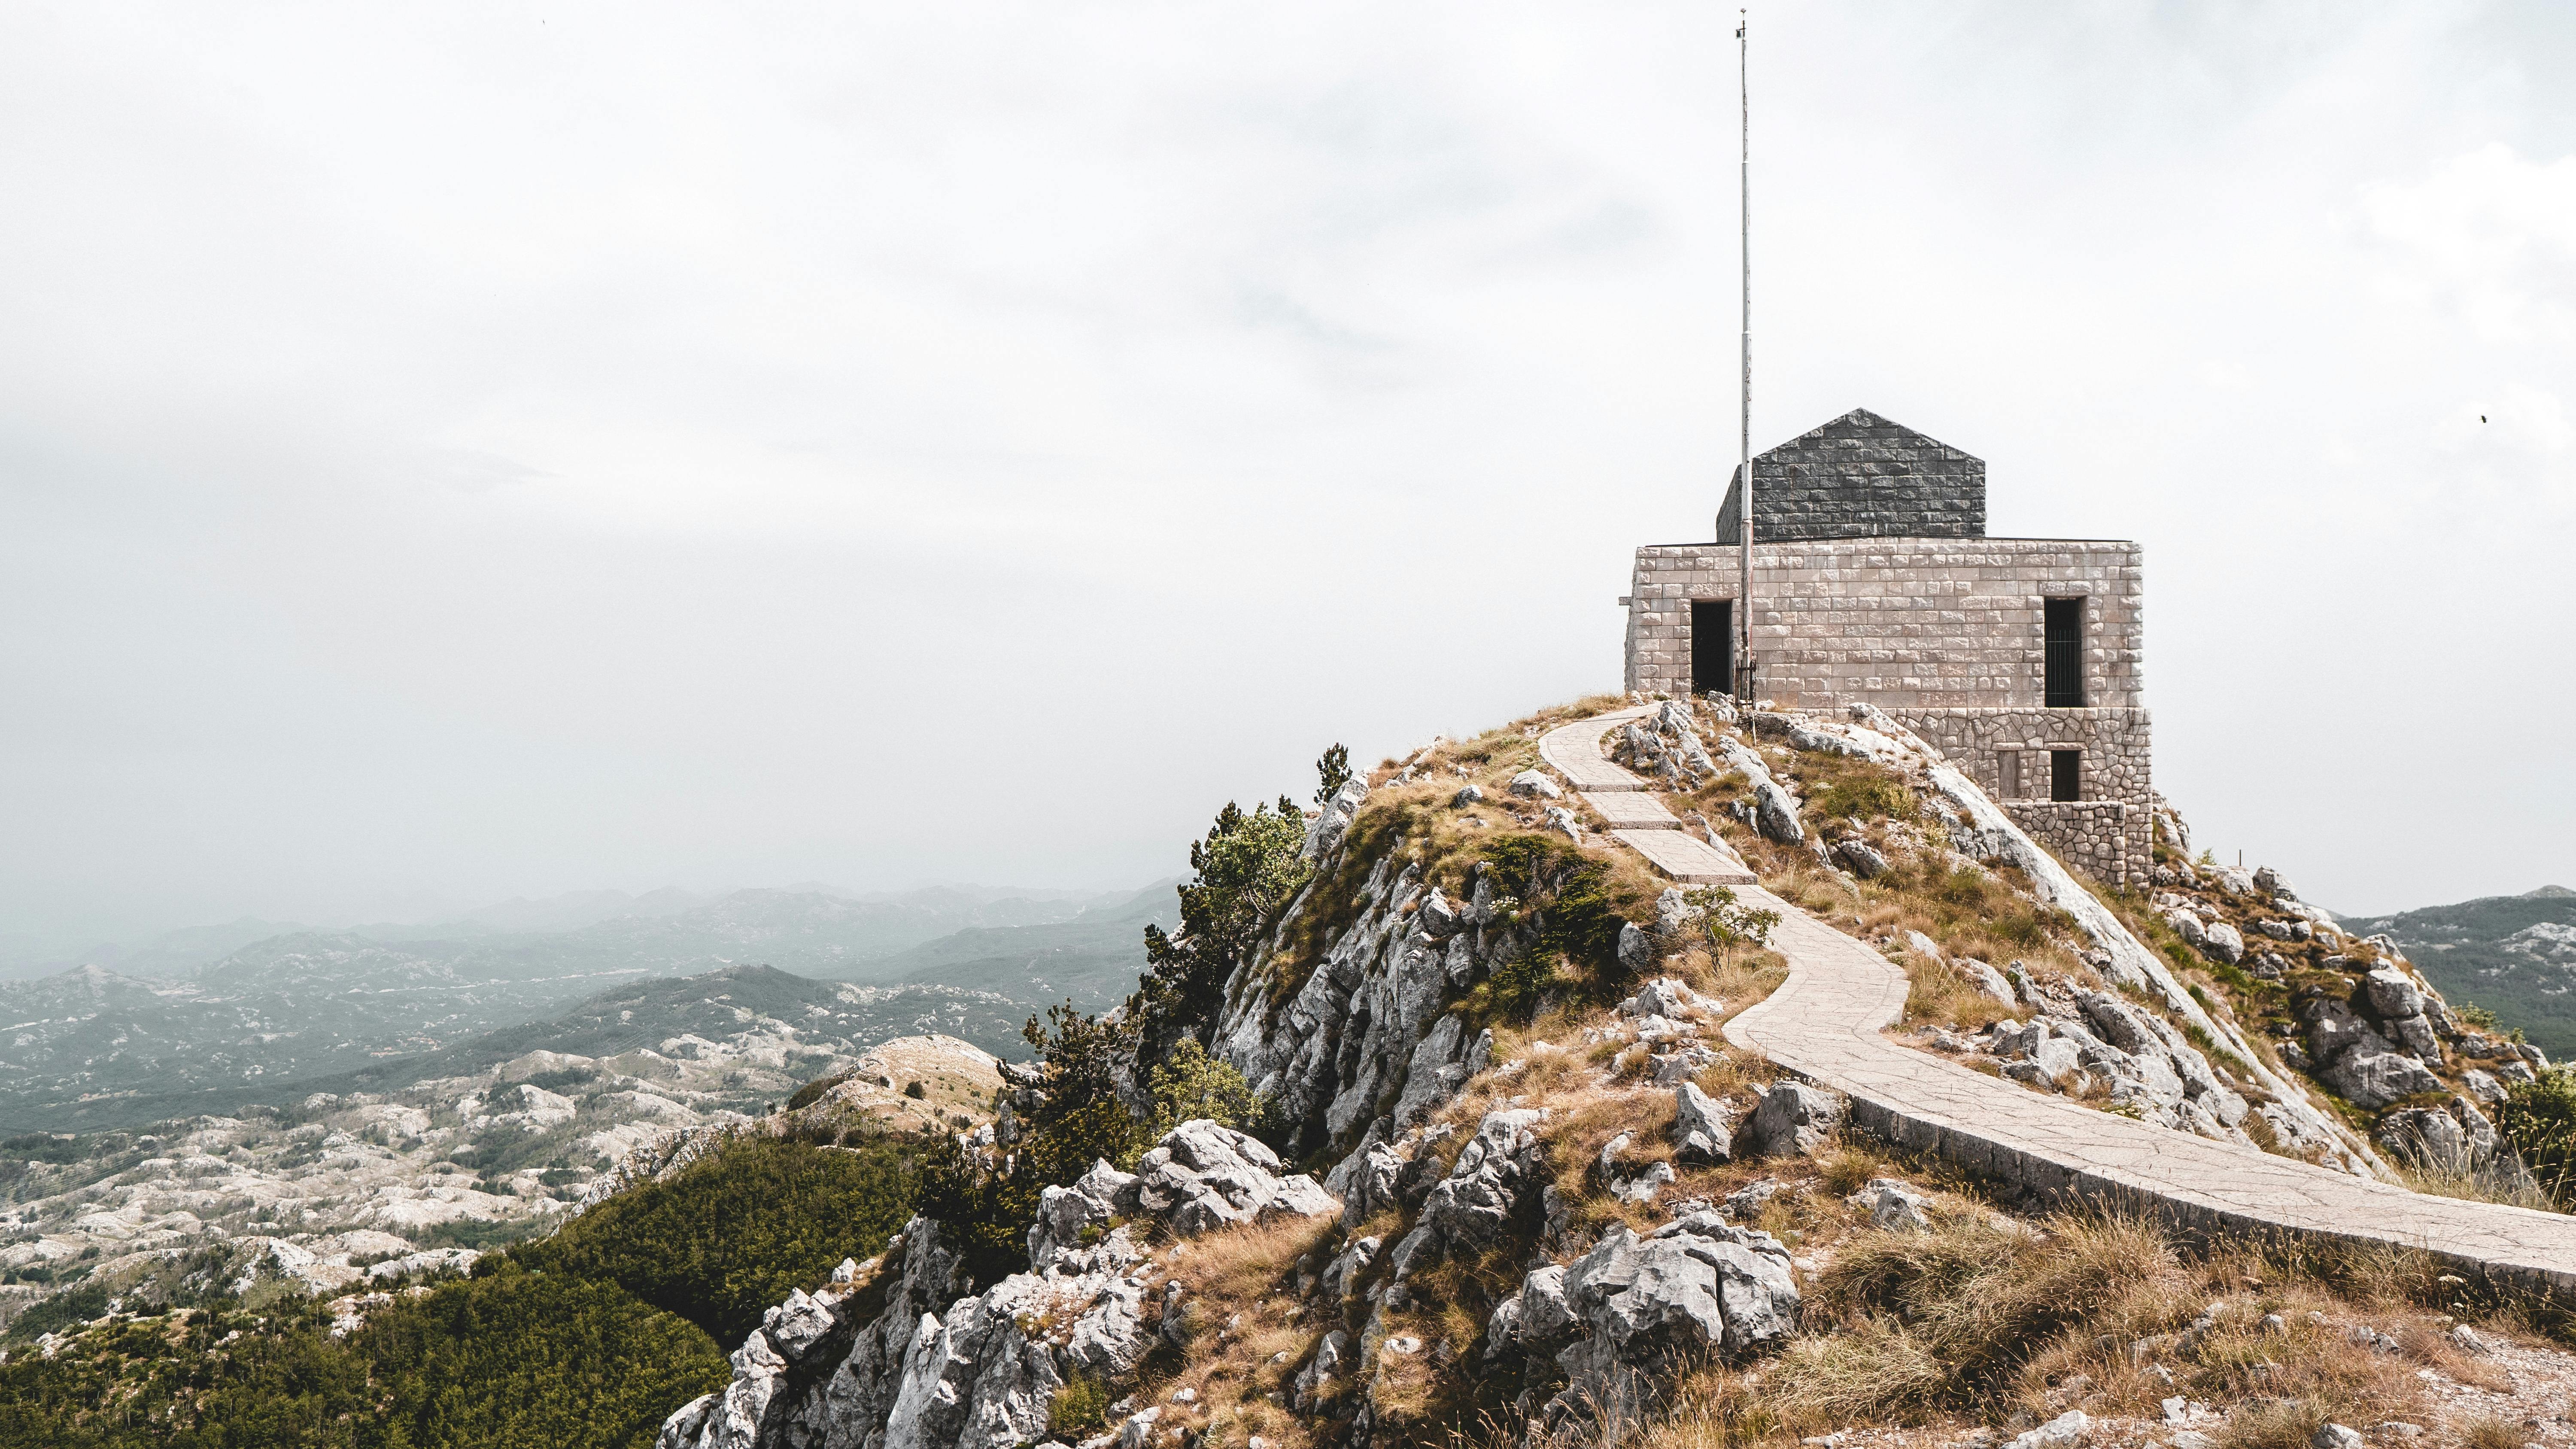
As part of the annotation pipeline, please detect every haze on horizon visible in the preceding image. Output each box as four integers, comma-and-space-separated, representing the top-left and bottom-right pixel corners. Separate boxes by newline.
4, 1, 2573, 951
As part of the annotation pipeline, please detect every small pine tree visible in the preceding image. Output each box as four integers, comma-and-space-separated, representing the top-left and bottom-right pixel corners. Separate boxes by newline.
1314, 743, 1352, 805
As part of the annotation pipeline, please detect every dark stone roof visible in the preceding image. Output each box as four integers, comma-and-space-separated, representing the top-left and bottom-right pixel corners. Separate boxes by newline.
1715, 408, 1985, 543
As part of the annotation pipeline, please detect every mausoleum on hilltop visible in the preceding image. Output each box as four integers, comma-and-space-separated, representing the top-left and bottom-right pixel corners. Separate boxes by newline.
1622, 408, 2154, 886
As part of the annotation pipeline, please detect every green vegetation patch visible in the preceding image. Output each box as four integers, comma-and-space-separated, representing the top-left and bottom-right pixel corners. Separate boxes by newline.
0, 1273, 727, 1449
511, 1133, 917, 1349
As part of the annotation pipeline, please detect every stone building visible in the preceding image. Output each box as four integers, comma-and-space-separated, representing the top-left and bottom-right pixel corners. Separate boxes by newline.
1622, 408, 2154, 887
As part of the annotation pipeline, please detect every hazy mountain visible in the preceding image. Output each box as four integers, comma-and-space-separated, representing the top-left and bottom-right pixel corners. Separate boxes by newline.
2341, 884, 2576, 1058
870, 880, 1179, 1008
0, 882, 1169, 1130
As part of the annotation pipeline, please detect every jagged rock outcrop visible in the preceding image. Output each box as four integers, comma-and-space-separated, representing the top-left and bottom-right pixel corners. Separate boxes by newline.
1213, 841, 1519, 1163
662, 1123, 1340, 1449
1386, 1108, 1548, 1278
2376, 1095, 2504, 1173
1487, 1212, 1799, 1423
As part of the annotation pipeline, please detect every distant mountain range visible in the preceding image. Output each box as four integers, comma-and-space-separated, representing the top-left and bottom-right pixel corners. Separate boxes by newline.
2340, 884, 2576, 1059
0, 881, 1176, 1131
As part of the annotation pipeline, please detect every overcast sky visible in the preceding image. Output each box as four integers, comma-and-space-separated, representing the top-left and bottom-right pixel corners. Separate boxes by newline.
4, 1, 2571, 945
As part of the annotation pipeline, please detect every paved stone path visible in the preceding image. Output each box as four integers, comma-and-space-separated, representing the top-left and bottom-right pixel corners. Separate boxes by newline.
1540, 707, 1650, 792
1616, 829, 1757, 885
1583, 791, 1681, 830
1726, 886, 2576, 1290
1533, 710, 2576, 1290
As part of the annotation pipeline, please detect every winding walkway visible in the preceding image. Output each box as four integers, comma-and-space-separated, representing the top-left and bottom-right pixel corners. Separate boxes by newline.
1535, 711, 2576, 1292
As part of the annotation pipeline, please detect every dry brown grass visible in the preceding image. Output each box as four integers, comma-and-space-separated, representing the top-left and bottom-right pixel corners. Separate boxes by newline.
1900, 950, 2022, 1035
2459, 1416, 2530, 1449
1157, 1214, 1345, 1449
1770, 1209, 2197, 1427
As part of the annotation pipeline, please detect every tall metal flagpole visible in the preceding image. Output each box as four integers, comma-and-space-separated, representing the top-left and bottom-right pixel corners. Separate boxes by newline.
1735, 9, 1755, 703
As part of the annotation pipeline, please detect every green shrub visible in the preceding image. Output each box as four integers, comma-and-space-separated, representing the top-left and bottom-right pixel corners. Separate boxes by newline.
1145, 1039, 1277, 1146
1050, 1371, 1110, 1435
2497, 1065, 2576, 1206
903, 1081, 927, 1100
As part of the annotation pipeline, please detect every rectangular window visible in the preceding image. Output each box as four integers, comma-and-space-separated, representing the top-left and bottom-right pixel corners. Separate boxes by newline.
2050, 749, 2082, 802
1998, 750, 2022, 800
2044, 597, 2086, 707
1690, 600, 1733, 696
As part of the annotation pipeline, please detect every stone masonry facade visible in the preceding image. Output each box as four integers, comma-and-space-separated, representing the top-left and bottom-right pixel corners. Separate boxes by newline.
1625, 410, 2154, 888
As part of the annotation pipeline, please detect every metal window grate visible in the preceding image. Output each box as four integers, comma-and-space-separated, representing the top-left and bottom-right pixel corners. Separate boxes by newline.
2044, 597, 2086, 707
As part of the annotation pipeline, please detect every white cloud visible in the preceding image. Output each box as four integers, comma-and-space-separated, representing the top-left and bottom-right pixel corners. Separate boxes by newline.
2357, 142, 2576, 342
0, 1, 2571, 935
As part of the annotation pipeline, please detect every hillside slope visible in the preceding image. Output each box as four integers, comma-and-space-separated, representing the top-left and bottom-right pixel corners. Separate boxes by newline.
659, 697, 2576, 1449
2342, 885, 2576, 1058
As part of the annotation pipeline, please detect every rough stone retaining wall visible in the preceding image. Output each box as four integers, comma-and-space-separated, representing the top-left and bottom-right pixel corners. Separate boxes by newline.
1997, 801, 2145, 890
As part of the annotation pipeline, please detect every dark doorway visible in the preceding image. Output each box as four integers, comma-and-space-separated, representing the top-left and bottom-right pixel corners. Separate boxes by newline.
2050, 749, 2082, 802
1691, 600, 1733, 696
2044, 597, 2086, 707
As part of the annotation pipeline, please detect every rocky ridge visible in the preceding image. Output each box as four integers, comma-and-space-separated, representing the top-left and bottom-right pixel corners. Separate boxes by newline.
643, 696, 2576, 1449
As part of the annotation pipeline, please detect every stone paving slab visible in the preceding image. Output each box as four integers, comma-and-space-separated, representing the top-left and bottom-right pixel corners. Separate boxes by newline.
1538, 708, 1650, 792
1583, 791, 1680, 830
1613, 829, 1757, 885
1723, 886, 2576, 1293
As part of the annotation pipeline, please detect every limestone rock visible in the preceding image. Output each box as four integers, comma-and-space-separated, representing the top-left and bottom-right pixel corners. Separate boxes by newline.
2008, 1410, 2091, 1449
1617, 921, 1652, 973
1753, 782, 1804, 844
2201, 922, 2245, 965
1390, 1108, 1546, 1277
1621, 978, 1711, 1020
1451, 784, 1483, 808
1508, 770, 1562, 800
1957, 958, 2017, 1007
1132, 1121, 1339, 1236
1673, 1082, 1732, 1164
1847, 1178, 1932, 1232
1304, 777, 1371, 861
1499, 1216, 1799, 1422
1747, 1082, 1844, 1157
2363, 968, 2424, 1021
2321, 1050, 2444, 1111
1832, 839, 1889, 879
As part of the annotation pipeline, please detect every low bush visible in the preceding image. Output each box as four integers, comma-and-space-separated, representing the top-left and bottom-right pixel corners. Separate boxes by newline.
2496, 1065, 2576, 1206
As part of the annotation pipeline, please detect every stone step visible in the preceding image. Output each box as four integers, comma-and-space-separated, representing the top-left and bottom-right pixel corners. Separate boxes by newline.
1582, 791, 1680, 830
1613, 829, 1757, 885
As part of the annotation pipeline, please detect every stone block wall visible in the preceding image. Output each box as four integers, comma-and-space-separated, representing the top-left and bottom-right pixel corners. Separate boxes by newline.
1624, 538, 2145, 711
1893, 707, 2153, 804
